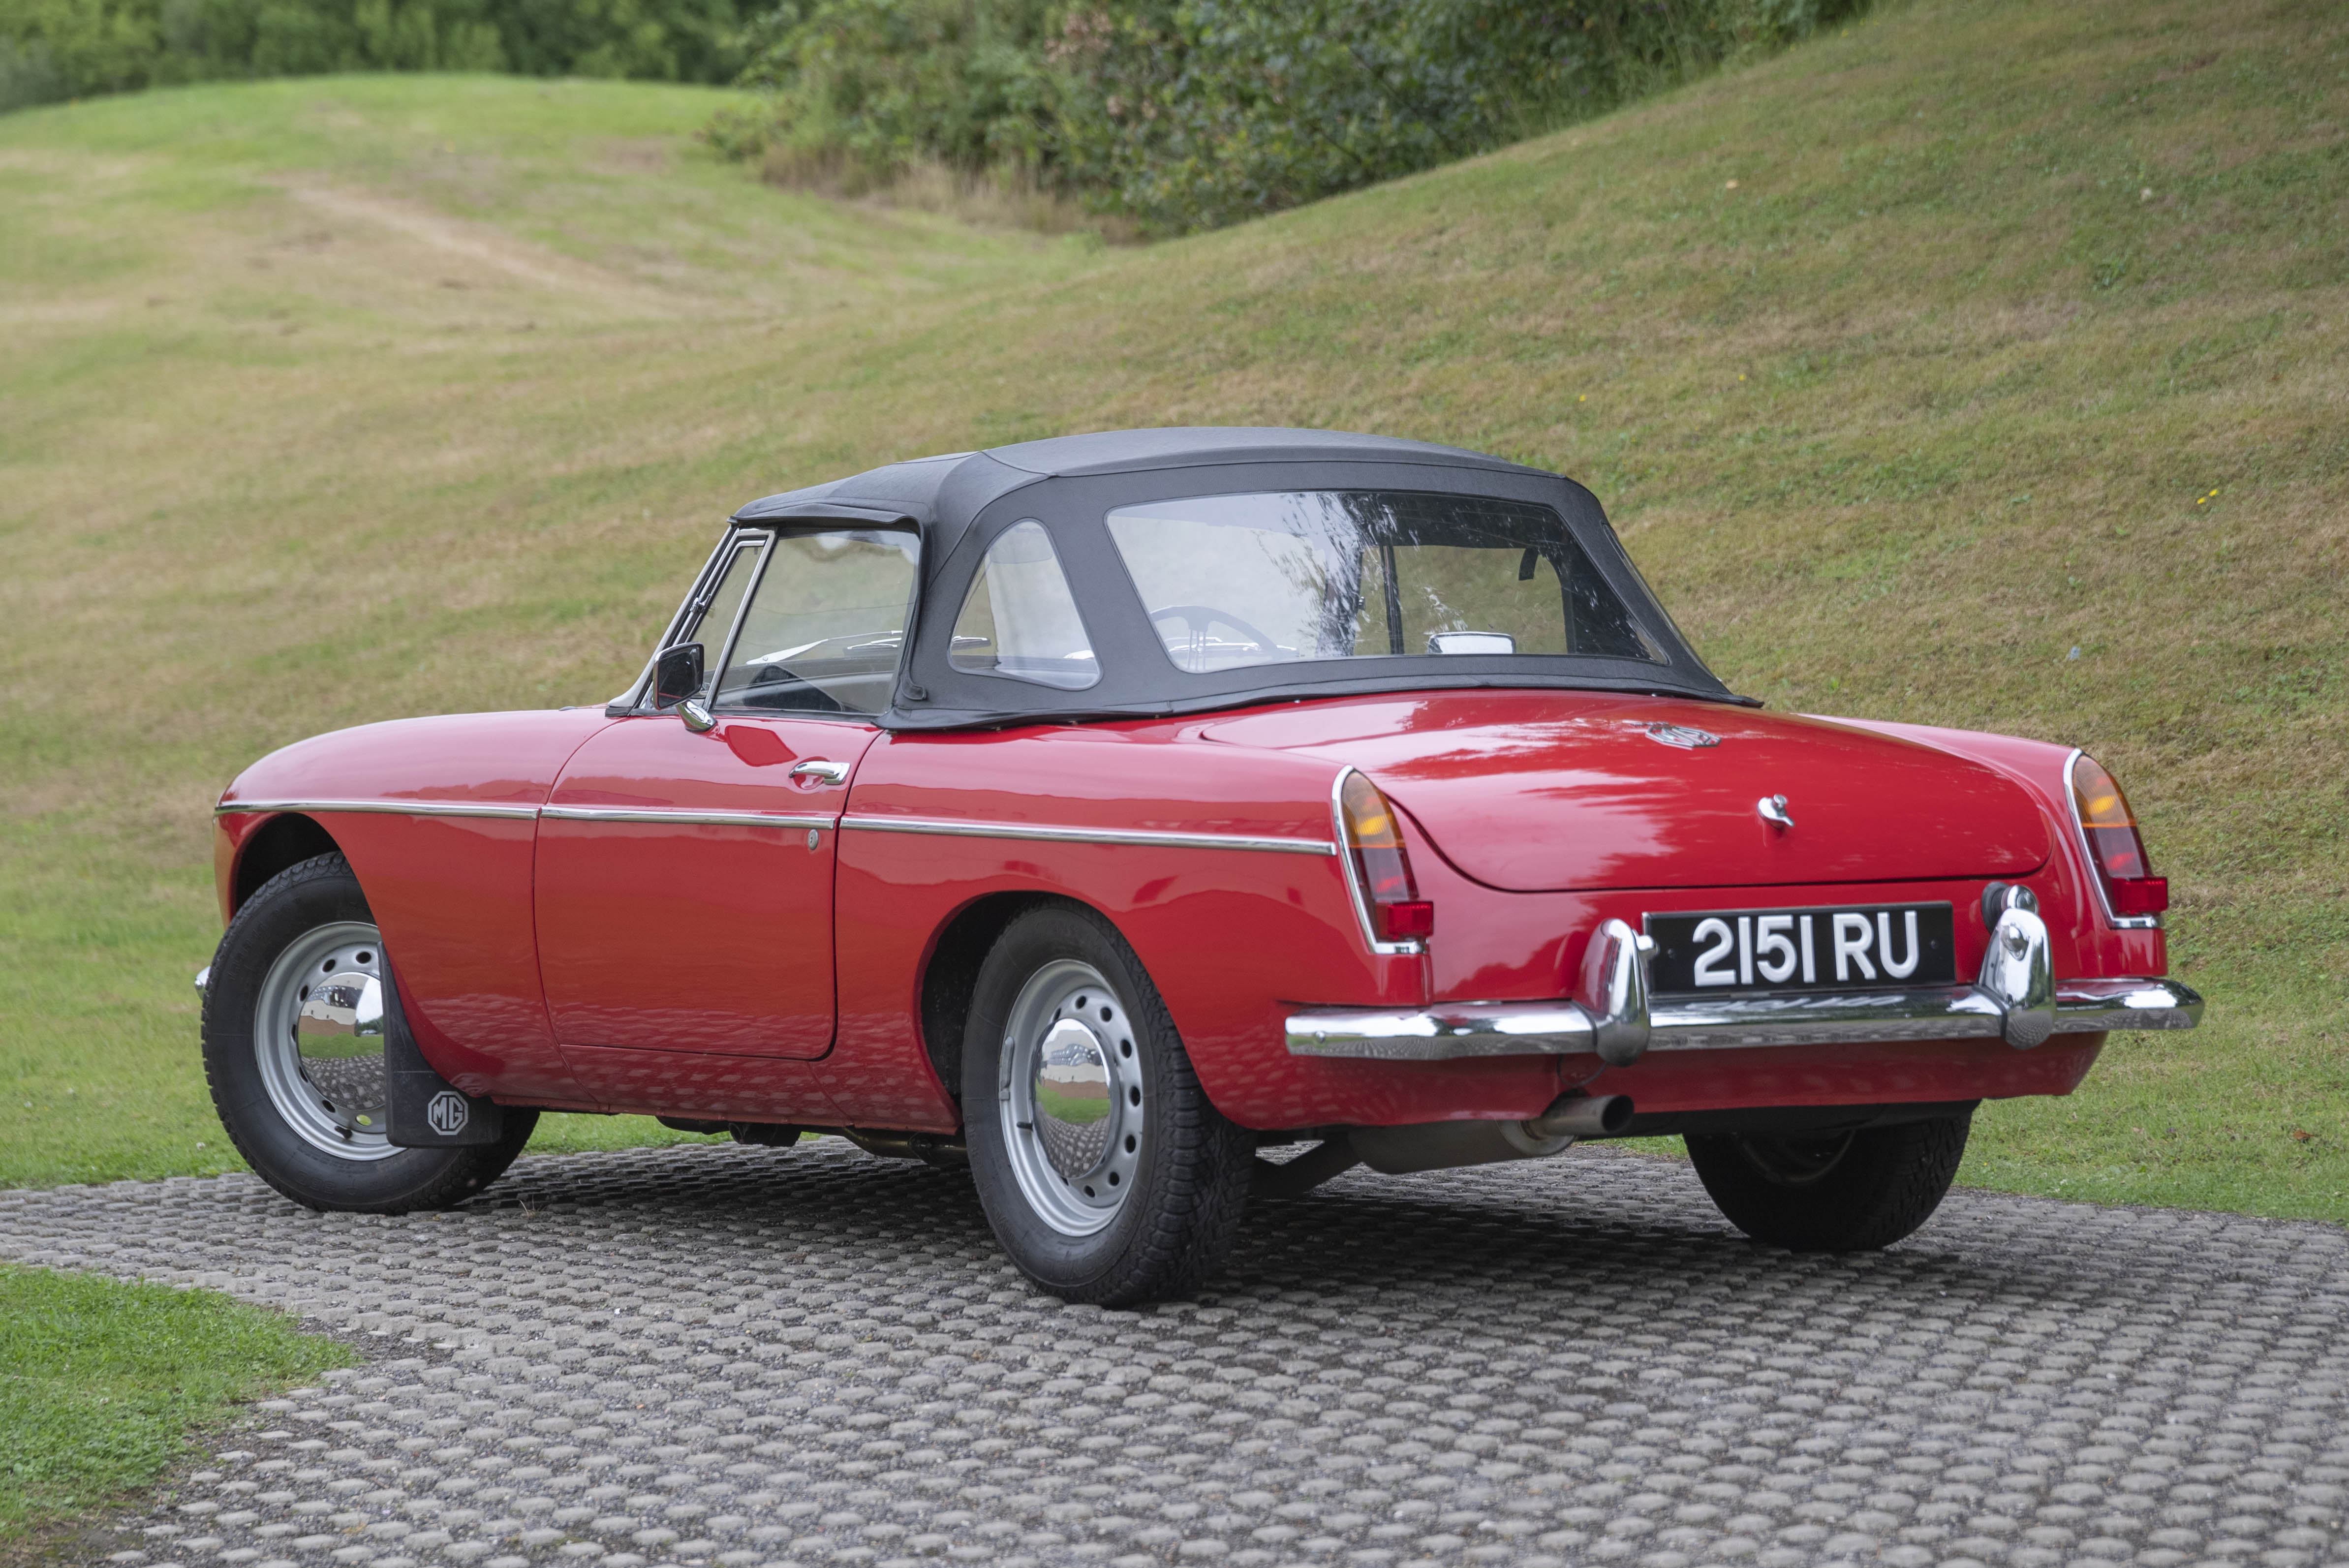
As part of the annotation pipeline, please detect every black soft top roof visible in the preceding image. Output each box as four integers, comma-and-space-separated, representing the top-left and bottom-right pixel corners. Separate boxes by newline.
688, 427, 1744, 729
730, 428, 1543, 560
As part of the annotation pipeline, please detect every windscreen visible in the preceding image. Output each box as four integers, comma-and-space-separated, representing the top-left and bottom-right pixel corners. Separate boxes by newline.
711, 528, 920, 716
1107, 491, 1667, 674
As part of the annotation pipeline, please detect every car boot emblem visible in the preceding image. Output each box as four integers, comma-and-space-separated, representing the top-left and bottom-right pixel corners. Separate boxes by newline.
1643, 721, 1721, 749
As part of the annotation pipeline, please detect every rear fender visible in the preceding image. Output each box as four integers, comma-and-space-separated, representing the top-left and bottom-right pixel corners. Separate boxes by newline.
1819, 717, 2164, 979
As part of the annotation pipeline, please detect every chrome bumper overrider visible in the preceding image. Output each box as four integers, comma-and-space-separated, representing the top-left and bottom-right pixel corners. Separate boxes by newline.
1287, 912, 2203, 1063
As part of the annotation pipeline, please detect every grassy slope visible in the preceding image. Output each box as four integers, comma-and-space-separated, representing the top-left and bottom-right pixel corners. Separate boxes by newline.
2, 0, 2345, 1215
0, 1266, 352, 1546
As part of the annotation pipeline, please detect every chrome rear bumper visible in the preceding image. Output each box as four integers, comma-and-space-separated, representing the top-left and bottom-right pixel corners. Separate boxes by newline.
1287, 913, 2203, 1063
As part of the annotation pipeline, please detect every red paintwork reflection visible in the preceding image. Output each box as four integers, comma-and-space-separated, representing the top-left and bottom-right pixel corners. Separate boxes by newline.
568, 1046, 841, 1124
1204, 693, 2050, 892
1409, 849, 2141, 1009
209, 689, 2167, 1138
1586, 1035, 2103, 1114
829, 724, 1401, 1131
215, 708, 615, 1104
536, 715, 874, 1062
1822, 714, 2165, 978
217, 709, 590, 814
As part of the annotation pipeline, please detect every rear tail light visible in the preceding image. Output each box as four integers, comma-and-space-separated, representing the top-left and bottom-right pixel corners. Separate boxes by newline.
2068, 752, 2168, 922
1336, 769, 1433, 948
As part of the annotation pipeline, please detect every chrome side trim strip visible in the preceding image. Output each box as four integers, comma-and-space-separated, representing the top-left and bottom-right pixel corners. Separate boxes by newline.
539, 804, 835, 830
214, 797, 540, 820
1287, 978, 2203, 1061
841, 816, 1336, 856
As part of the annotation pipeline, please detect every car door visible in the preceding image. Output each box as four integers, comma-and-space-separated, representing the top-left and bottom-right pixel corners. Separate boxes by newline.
535, 523, 921, 1059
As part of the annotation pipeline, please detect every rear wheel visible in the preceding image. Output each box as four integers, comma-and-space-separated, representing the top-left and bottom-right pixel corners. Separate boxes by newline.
963, 904, 1252, 1304
1685, 1111, 1971, 1252
202, 852, 536, 1212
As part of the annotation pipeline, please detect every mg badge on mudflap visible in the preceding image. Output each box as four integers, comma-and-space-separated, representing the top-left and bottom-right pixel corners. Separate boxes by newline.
426, 1091, 470, 1137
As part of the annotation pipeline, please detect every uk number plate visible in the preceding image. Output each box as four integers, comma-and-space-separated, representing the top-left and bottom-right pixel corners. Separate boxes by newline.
1643, 903, 1957, 996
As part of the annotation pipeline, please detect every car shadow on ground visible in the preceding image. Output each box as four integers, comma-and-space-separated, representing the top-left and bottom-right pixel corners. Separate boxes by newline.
460, 1138, 2128, 1317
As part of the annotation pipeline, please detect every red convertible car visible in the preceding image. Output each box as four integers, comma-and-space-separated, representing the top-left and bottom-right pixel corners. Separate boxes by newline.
202, 428, 2198, 1303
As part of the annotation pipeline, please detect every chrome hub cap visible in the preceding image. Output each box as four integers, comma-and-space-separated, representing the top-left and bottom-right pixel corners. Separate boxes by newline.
999, 959, 1143, 1236
254, 921, 398, 1161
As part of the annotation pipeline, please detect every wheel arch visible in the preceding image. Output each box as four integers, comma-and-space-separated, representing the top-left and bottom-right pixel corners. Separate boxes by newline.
918, 890, 1116, 1115
231, 813, 344, 916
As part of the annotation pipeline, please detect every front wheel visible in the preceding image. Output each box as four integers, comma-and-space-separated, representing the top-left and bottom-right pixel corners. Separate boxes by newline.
963, 904, 1252, 1305
202, 852, 536, 1212
1685, 1111, 1971, 1252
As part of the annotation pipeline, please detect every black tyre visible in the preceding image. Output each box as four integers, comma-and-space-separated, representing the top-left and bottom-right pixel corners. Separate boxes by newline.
202, 852, 537, 1212
1685, 1111, 1971, 1252
963, 903, 1252, 1305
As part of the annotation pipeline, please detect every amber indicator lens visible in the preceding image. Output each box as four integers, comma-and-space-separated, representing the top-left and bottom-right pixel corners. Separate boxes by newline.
1339, 771, 1432, 942
2071, 754, 2166, 917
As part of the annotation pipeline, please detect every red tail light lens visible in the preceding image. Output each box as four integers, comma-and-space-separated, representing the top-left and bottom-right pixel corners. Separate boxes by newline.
2070, 753, 2168, 920
1337, 770, 1432, 945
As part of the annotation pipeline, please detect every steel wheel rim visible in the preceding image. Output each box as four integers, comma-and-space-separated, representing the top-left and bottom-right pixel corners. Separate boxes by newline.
998, 958, 1143, 1237
254, 920, 400, 1162
1736, 1131, 1854, 1188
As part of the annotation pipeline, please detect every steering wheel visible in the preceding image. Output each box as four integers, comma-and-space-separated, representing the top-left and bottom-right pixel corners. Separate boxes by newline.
1147, 604, 1285, 661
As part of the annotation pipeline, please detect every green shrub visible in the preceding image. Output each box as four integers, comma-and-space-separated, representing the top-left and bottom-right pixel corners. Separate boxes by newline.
714, 0, 1864, 233
707, 0, 1065, 191
0, 0, 750, 109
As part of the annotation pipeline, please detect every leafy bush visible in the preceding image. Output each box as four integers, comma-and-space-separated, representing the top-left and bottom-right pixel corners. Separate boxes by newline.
713, 0, 1864, 233
706, 0, 1064, 192
0, 0, 750, 110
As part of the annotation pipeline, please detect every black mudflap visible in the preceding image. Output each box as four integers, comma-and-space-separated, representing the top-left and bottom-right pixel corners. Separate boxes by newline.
382, 959, 503, 1148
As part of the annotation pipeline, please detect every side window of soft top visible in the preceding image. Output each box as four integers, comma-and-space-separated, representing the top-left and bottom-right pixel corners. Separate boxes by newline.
949, 520, 1100, 690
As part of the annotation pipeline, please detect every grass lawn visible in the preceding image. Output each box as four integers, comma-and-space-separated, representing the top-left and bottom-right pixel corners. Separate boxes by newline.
2, 0, 2345, 1217
0, 1265, 352, 1550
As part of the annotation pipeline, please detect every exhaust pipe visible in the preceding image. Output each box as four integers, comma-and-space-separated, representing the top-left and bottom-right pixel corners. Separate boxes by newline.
835, 1128, 969, 1167
1526, 1093, 1634, 1140
1349, 1093, 1634, 1175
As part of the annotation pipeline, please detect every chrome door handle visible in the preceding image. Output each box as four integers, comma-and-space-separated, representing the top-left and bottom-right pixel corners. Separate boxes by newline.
790, 760, 850, 785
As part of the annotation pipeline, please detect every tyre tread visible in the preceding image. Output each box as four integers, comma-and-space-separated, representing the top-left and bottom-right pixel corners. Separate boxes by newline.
1686, 1112, 1969, 1252
963, 902, 1251, 1305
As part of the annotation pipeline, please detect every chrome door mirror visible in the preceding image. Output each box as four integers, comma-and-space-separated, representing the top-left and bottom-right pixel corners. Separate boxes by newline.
652, 643, 704, 709
679, 697, 716, 733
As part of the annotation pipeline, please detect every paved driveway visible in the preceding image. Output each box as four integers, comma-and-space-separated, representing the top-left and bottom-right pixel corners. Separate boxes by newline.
4, 1141, 2346, 1568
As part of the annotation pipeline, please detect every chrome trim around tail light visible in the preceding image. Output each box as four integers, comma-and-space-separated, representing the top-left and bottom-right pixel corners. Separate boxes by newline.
2066, 747, 2162, 931
1287, 909, 2201, 1060
1330, 767, 1423, 957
